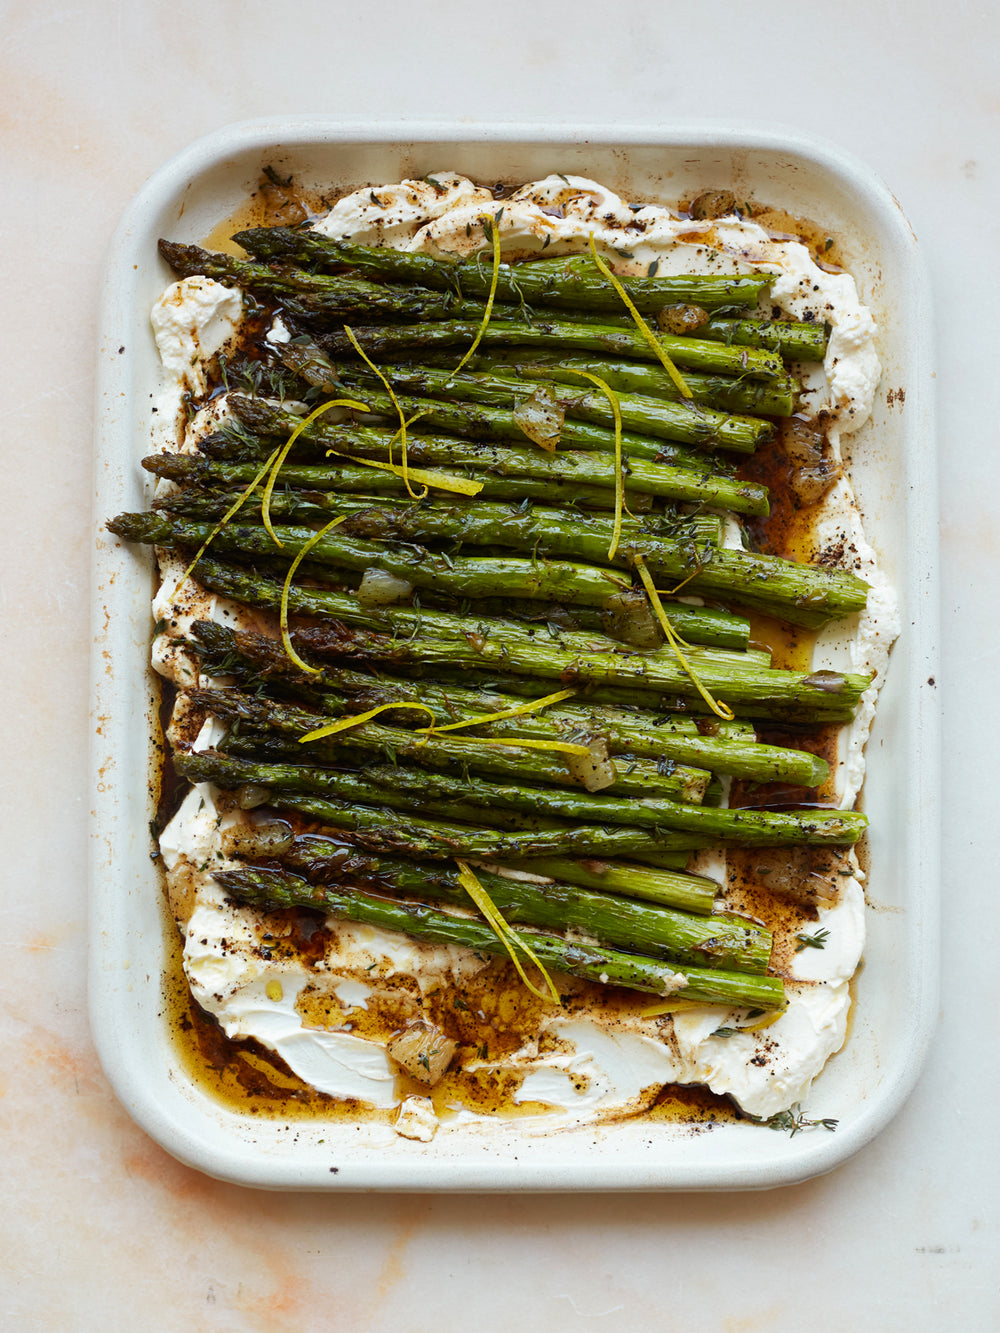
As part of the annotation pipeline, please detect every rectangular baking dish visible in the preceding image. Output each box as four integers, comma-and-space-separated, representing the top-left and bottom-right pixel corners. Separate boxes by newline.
90, 119, 938, 1190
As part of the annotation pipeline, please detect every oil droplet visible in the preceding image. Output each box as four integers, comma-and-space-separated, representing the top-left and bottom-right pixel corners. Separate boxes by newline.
265, 980, 284, 1003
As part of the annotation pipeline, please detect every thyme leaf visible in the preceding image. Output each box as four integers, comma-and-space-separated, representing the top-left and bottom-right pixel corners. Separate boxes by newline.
795, 928, 830, 952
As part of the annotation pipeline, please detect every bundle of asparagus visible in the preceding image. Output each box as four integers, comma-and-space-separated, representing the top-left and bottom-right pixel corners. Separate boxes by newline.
108, 200, 873, 1029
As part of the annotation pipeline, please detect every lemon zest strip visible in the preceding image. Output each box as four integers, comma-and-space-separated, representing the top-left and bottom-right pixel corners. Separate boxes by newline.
634, 553, 735, 721
279, 516, 347, 674
587, 234, 692, 399
175, 445, 280, 590
659, 566, 701, 597
452, 211, 503, 375
299, 701, 438, 743
444, 738, 590, 755
455, 860, 561, 1005
556, 368, 630, 560
263, 398, 371, 546
418, 687, 576, 735
323, 447, 482, 496
386, 408, 433, 493
343, 326, 427, 499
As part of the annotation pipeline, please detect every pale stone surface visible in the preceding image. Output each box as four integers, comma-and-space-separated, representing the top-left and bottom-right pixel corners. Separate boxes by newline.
1, 2, 996, 1329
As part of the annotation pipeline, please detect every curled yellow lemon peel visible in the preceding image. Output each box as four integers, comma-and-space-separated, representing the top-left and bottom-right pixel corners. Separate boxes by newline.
418, 687, 576, 735
263, 398, 370, 546
452, 211, 503, 375
176, 444, 281, 591
455, 860, 561, 1005
322, 447, 482, 497
557, 368, 630, 561
343, 326, 427, 500
417, 688, 588, 755
387, 408, 434, 495
438, 737, 590, 756
633, 554, 735, 722
587, 234, 692, 399
299, 701, 438, 743
302, 687, 587, 755
659, 566, 701, 597
278, 516, 347, 674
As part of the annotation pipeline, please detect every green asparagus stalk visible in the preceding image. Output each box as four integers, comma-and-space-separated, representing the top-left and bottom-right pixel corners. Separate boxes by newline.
190, 685, 713, 804
225, 392, 736, 479
160, 238, 782, 406
236, 846, 765, 971
295, 495, 866, 629
188, 620, 827, 786
182, 742, 864, 847
696, 317, 827, 362
280, 833, 715, 913
175, 749, 706, 859
498, 856, 717, 914
279, 337, 774, 456
231, 226, 774, 314
215, 865, 786, 1008
146, 476, 862, 632
146, 454, 647, 515
316, 318, 786, 381
157, 486, 726, 556
107, 512, 635, 607
170, 554, 867, 723
331, 362, 777, 454
398, 349, 798, 416
158, 239, 533, 325
333, 757, 865, 846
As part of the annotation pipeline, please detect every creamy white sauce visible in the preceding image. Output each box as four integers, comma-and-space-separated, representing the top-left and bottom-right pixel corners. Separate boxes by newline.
153, 176, 896, 1131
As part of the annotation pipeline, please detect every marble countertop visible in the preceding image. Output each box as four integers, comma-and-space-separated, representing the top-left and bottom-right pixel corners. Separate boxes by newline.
2, 2, 996, 1328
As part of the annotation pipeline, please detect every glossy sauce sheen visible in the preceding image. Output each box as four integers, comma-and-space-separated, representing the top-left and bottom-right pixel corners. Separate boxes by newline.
160, 178, 855, 1130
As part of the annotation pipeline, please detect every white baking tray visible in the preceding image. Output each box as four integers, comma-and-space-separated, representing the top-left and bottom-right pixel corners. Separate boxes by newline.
90, 119, 938, 1190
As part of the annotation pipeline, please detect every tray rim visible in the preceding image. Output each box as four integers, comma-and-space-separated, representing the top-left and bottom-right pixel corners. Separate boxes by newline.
89, 117, 940, 1192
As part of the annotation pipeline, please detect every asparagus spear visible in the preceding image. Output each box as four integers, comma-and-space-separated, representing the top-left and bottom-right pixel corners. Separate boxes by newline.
317, 319, 786, 381
398, 349, 798, 416
182, 743, 864, 847
107, 511, 638, 608
281, 833, 716, 913
166, 554, 867, 723
279, 337, 774, 456
160, 237, 782, 403
146, 454, 643, 514
272, 791, 711, 863
189, 687, 720, 799
231, 226, 774, 314
226, 391, 736, 479
158, 239, 533, 325
114, 508, 749, 649
697, 317, 827, 362
190, 684, 714, 803
215, 866, 786, 1008
188, 620, 827, 786
234, 845, 767, 971
176, 749, 706, 859
499, 856, 716, 914
157, 486, 726, 556
278, 493, 865, 629
331, 362, 777, 454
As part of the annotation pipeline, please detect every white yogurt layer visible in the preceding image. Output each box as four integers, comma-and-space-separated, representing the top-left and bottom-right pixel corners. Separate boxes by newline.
153, 176, 896, 1129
